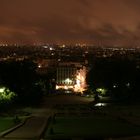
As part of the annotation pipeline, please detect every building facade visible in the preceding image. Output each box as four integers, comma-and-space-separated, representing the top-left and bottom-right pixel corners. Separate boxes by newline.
56, 62, 82, 90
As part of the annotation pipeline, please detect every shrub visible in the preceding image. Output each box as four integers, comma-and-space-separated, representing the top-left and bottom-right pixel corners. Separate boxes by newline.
0, 86, 16, 106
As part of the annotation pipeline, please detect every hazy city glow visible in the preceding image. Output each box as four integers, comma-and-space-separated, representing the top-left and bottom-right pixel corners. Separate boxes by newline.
0, 0, 140, 45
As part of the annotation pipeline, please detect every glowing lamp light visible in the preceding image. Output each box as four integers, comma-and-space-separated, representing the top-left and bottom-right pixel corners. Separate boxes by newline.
113, 85, 117, 88
43, 46, 48, 49
96, 88, 107, 95
38, 65, 41, 68
0, 87, 5, 93
50, 47, 53, 51
96, 88, 103, 92
64, 86, 68, 90
126, 83, 130, 87
56, 85, 59, 90
94, 103, 107, 107
65, 78, 72, 84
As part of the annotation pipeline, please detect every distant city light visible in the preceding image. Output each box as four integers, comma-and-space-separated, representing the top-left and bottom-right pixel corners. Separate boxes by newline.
62, 44, 65, 48
43, 46, 48, 49
38, 65, 41, 68
126, 83, 130, 87
113, 84, 118, 88
50, 47, 53, 51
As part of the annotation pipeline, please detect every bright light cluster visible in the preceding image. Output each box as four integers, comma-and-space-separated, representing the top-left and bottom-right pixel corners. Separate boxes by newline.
96, 88, 107, 95
74, 66, 87, 93
56, 85, 74, 90
56, 66, 87, 94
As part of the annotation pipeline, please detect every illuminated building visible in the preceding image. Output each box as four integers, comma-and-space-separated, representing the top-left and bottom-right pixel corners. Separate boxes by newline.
56, 62, 87, 93
56, 63, 77, 90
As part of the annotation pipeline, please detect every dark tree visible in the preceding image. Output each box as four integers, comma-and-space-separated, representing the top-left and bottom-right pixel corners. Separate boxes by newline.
87, 57, 138, 101
0, 60, 43, 105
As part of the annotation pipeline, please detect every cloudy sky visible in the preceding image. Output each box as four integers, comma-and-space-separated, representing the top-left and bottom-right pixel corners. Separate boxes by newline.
0, 0, 140, 45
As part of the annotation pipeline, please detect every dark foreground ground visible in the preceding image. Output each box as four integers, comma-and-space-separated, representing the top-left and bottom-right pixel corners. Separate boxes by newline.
0, 95, 140, 140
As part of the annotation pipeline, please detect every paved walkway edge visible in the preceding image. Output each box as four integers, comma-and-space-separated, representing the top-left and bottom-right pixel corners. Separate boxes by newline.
0, 116, 32, 138
39, 116, 51, 139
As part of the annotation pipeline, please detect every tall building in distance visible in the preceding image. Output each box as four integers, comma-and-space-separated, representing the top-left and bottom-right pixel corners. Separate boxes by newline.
56, 62, 87, 93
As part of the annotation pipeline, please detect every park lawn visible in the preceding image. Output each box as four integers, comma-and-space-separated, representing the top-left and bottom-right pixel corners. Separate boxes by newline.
102, 105, 140, 117
0, 117, 15, 132
0, 116, 28, 133
45, 116, 140, 139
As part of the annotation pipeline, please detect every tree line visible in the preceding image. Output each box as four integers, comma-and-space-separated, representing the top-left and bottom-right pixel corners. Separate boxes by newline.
87, 57, 140, 102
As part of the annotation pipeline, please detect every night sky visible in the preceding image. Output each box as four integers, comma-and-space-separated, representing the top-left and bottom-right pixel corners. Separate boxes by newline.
0, 0, 140, 45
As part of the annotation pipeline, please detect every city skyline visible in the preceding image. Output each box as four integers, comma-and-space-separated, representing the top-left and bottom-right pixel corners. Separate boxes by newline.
0, 0, 140, 46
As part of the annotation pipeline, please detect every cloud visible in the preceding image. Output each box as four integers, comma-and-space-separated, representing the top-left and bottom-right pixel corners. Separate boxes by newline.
0, 0, 140, 45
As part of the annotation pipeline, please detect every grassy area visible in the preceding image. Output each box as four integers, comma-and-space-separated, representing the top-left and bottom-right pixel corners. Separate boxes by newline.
45, 116, 140, 139
0, 107, 31, 133
0, 116, 28, 133
0, 117, 16, 132
107, 105, 140, 117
